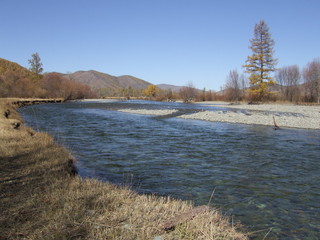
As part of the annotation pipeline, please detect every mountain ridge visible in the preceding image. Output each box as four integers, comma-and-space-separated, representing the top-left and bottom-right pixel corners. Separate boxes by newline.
64, 70, 184, 93
156, 84, 183, 92
64, 70, 152, 90
1, 58, 184, 95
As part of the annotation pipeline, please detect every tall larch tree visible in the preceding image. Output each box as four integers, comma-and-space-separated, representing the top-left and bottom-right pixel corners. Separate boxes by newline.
243, 20, 277, 101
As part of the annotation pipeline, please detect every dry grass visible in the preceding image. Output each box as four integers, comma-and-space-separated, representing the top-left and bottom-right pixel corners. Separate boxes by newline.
0, 98, 248, 240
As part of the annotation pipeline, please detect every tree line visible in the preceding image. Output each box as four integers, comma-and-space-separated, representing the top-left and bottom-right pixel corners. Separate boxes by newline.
223, 58, 320, 103
0, 53, 95, 99
222, 20, 320, 103
138, 83, 217, 103
223, 59, 320, 103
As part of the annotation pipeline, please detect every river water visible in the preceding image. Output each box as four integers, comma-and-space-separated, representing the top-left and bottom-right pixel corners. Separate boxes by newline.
19, 100, 320, 239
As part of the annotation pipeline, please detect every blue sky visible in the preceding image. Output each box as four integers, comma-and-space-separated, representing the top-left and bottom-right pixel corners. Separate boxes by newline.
1, 0, 319, 91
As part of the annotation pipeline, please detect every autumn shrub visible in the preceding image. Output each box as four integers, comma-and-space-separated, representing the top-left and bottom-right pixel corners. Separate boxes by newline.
42, 73, 96, 99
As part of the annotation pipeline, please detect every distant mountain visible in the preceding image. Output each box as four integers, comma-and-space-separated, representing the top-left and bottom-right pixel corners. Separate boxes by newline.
0, 58, 184, 96
156, 84, 183, 92
64, 70, 151, 90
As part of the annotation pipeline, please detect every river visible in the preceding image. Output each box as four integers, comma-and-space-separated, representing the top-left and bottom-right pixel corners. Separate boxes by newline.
19, 100, 320, 239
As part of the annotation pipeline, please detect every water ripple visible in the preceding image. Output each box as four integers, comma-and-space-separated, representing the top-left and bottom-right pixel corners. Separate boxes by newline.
19, 101, 320, 239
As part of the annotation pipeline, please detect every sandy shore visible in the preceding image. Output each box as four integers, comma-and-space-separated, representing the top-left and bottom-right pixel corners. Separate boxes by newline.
116, 101, 320, 130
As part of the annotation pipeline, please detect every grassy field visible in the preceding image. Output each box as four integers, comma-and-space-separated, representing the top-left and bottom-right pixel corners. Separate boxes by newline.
0, 98, 247, 240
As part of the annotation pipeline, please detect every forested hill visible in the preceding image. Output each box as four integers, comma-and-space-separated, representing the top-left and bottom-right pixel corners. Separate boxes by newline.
64, 70, 151, 90
0, 58, 95, 99
0, 58, 152, 98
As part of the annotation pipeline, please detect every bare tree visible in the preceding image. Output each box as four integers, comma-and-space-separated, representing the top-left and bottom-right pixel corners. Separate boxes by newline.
42, 73, 95, 99
276, 65, 300, 102
303, 59, 320, 103
224, 70, 247, 101
240, 74, 249, 91
179, 82, 197, 102
205, 90, 215, 101
225, 70, 240, 101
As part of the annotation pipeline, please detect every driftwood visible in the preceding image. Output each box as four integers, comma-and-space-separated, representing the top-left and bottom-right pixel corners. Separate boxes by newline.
273, 116, 280, 130
162, 205, 210, 231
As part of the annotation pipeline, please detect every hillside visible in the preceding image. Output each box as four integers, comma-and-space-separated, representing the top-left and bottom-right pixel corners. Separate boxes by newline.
0, 58, 32, 77
0, 58, 182, 97
65, 70, 151, 90
0, 58, 95, 99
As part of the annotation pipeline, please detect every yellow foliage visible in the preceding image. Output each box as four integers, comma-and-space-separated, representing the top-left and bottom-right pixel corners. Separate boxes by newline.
143, 85, 159, 97
243, 20, 277, 101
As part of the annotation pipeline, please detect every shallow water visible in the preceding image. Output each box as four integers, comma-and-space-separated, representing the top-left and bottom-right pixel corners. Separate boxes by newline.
19, 100, 320, 239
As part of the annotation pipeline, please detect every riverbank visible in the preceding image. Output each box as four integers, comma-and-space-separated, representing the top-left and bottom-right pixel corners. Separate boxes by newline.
0, 98, 247, 239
